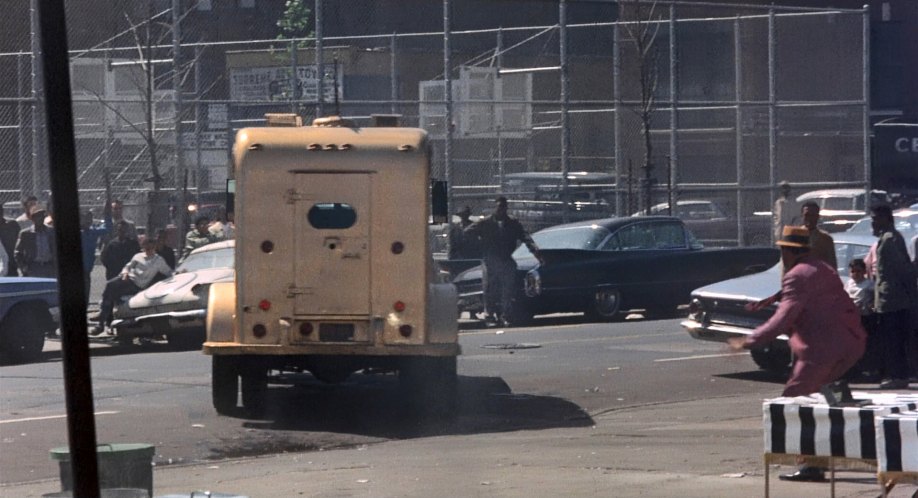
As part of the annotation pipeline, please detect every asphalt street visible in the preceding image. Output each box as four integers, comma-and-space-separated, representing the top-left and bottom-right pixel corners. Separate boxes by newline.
2, 311, 914, 497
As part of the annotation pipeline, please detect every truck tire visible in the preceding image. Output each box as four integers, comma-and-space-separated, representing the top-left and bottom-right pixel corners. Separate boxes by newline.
212, 356, 239, 415
399, 356, 458, 419
0, 305, 50, 365
751, 344, 792, 374
241, 364, 268, 417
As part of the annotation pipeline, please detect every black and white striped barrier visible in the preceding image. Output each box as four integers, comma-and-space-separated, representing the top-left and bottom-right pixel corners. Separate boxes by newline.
764, 393, 918, 458
762, 393, 918, 498
875, 410, 918, 498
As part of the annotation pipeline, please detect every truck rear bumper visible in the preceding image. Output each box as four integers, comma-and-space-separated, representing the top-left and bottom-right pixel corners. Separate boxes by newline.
203, 342, 461, 357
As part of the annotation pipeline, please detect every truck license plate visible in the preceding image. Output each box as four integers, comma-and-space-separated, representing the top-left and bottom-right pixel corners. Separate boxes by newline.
319, 323, 355, 342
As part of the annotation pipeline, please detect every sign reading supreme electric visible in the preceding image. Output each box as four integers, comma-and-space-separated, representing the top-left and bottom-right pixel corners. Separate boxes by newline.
230, 65, 341, 102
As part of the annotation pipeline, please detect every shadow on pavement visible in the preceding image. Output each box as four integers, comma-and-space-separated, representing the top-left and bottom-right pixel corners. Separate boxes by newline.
713, 369, 788, 387
205, 374, 593, 460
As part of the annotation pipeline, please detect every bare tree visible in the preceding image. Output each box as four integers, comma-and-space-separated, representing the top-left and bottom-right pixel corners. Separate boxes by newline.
619, 0, 663, 215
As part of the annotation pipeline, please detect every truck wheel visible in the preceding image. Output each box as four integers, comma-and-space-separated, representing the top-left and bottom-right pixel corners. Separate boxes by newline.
399, 357, 458, 419
751, 344, 792, 374
212, 356, 239, 415
585, 289, 622, 322
241, 364, 268, 417
0, 306, 49, 365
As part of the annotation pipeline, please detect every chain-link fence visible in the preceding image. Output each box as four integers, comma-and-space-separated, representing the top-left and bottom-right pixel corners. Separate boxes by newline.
0, 0, 868, 244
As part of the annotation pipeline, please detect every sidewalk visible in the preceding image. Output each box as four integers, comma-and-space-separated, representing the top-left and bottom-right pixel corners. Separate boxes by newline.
3, 396, 909, 498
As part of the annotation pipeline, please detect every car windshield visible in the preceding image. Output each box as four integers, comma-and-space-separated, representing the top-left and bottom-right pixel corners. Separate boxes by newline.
178, 247, 234, 272
513, 224, 611, 258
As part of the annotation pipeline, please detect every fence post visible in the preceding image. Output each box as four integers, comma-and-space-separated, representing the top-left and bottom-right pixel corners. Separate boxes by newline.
195, 45, 203, 205
862, 5, 871, 198
668, 4, 678, 215
17, 53, 28, 195
390, 32, 398, 114
734, 16, 745, 245
767, 8, 776, 219
613, 22, 623, 217
173, 0, 185, 232
443, 0, 454, 236
559, 0, 570, 223
315, 0, 324, 118
30, 0, 44, 196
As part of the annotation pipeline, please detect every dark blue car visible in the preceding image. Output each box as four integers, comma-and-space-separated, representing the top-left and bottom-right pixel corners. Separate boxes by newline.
0, 276, 59, 364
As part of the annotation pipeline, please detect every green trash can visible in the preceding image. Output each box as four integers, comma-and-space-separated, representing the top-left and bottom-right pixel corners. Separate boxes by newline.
50, 443, 155, 498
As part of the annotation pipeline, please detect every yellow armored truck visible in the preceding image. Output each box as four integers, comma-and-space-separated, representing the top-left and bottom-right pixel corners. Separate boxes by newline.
204, 115, 459, 416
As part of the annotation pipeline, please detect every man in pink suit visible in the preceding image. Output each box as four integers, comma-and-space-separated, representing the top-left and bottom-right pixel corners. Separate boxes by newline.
730, 226, 866, 483
730, 226, 866, 396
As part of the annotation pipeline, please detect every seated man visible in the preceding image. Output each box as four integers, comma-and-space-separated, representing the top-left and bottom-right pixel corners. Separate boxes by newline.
92, 238, 173, 335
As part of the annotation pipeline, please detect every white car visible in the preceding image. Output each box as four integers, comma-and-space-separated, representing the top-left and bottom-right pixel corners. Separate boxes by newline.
111, 240, 234, 348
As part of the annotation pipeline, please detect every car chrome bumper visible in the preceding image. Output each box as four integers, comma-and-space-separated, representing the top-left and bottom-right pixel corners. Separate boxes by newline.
681, 318, 787, 343
112, 309, 206, 332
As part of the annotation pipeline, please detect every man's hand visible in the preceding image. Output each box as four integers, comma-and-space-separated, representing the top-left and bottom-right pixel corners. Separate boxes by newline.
726, 337, 748, 352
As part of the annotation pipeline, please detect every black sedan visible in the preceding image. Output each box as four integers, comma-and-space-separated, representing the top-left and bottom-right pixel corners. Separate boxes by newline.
681, 233, 882, 373
453, 216, 779, 325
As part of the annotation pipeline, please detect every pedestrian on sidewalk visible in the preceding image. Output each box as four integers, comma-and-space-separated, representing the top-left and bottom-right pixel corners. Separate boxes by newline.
870, 204, 917, 390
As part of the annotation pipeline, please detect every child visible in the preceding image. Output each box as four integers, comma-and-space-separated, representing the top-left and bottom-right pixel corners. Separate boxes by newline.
845, 258, 874, 315
844, 258, 878, 380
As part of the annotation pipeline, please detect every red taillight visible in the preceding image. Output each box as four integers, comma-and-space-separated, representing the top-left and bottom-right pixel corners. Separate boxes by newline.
399, 324, 413, 337
391, 241, 404, 254
299, 322, 314, 336
253, 324, 267, 337
261, 240, 274, 253
258, 299, 271, 311
393, 301, 406, 312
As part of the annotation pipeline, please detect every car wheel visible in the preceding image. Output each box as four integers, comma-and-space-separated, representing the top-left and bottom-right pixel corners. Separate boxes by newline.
586, 289, 622, 322
750, 344, 792, 374
212, 356, 239, 415
0, 305, 49, 365
241, 364, 268, 417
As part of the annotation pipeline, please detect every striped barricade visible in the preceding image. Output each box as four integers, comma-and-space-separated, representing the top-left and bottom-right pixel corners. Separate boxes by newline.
762, 393, 918, 498
875, 410, 918, 497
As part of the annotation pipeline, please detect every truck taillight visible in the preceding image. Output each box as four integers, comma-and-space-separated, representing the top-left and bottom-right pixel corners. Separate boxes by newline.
253, 324, 267, 337
259, 299, 271, 311
299, 322, 314, 336
399, 324, 413, 337
393, 301, 406, 312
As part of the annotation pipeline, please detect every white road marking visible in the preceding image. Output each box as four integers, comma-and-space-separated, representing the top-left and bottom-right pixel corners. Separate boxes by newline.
0, 411, 120, 424
654, 352, 749, 362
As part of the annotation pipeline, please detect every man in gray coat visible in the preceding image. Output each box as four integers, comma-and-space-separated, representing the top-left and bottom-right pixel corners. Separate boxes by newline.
871, 204, 918, 389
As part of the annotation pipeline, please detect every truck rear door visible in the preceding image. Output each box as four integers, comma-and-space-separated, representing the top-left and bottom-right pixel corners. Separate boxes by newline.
294, 173, 372, 316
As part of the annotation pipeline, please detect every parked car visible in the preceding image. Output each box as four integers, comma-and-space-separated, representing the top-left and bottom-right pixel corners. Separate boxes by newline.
680, 233, 895, 373
635, 199, 772, 246
846, 208, 918, 238
794, 188, 890, 233
504, 171, 616, 232
0, 276, 59, 364
453, 216, 779, 325
111, 240, 234, 348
